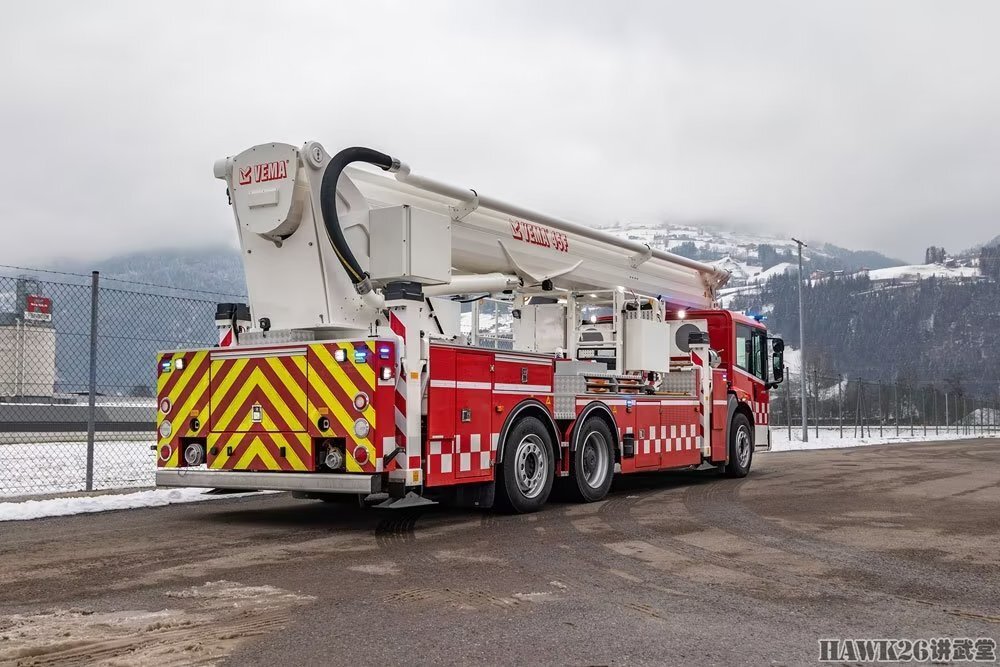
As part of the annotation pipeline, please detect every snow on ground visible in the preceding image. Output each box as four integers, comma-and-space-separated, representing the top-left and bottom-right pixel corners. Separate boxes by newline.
747, 262, 794, 284
770, 427, 983, 452
867, 263, 980, 282
1, 439, 156, 497
0, 488, 271, 522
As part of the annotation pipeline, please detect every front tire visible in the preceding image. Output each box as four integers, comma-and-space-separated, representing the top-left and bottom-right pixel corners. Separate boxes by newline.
568, 418, 615, 502
497, 415, 555, 513
724, 413, 753, 478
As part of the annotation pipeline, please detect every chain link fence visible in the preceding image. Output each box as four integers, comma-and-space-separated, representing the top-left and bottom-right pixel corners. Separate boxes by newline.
2, 271, 995, 498
0, 269, 240, 498
770, 370, 1000, 442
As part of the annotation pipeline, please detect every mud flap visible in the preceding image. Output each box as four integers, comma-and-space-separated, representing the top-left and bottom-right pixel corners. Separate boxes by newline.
754, 425, 771, 451
452, 481, 496, 509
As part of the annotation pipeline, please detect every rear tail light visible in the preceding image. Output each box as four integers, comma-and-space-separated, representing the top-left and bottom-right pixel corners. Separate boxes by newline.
158, 445, 172, 462
353, 445, 369, 465
353, 392, 369, 411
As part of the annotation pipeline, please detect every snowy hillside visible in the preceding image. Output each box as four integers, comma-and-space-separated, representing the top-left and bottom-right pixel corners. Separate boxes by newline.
606, 222, 806, 262
866, 263, 980, 282
600, 221, 901, 285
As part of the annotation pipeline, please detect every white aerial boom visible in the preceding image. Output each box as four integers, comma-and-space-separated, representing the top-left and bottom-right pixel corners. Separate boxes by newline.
213, 141, 729, 338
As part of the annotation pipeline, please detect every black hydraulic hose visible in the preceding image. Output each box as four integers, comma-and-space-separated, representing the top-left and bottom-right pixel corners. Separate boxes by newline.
319, 147, 398, 293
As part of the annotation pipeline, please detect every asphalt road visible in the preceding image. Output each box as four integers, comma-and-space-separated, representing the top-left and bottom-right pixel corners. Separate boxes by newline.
1, 439, 998, 666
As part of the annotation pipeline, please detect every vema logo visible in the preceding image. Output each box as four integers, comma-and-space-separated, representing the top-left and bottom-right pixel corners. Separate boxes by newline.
238, 160, 289, 186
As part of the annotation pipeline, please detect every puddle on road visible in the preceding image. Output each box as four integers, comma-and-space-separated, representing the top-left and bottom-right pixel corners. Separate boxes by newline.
0, 580, 314, 666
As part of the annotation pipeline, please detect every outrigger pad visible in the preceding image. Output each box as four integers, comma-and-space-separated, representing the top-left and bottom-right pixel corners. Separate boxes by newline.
373, 491, 438, 510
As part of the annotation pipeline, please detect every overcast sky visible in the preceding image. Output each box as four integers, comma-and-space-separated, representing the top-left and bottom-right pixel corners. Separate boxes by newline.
1, 1, 997, 265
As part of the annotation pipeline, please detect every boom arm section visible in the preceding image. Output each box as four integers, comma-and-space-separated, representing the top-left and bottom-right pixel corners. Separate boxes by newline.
215, 141, 728, 335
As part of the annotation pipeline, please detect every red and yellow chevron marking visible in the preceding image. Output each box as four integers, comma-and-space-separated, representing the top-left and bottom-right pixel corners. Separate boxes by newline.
307, 341, 378, 473
207, 431, 313, 471
156, 350, 211, 468
209, 353, 308, 434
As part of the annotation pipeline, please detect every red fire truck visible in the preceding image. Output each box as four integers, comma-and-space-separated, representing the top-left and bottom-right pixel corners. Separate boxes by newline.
155, 142, 784, 511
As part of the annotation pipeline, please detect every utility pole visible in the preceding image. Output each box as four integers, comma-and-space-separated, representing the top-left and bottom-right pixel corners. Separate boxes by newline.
792, 237, 808, 442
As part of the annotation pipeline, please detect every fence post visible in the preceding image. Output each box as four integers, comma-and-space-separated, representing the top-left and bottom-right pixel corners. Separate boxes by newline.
877, 380, 884, 438
909, 386, 914, 437
922, 387, 927, 438
853, 379, 859, 438
944, 393, 950, 433
838, 375, 843, 439
85, 270, 99, 492
962, 396, 966, 435
855, 379, 864, 438
786, 372, 792, 440
814, 370, 819, 438
894, 382, 900, 437
933, 389, 938, 437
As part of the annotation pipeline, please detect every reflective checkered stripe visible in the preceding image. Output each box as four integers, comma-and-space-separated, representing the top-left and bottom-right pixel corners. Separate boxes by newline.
638, 423, 701, 453
389, 312, 412, 471
752, 399, 769, 426
427, 433, 499, 477
156, 350, 211, 468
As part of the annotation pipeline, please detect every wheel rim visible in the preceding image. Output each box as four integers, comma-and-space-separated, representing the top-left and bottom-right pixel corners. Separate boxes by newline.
735, 425, 752, 467
514, 434, 548, 499
580, 431, 609, 489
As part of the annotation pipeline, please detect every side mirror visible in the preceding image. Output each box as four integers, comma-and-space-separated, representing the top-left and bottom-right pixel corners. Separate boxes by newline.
769, 337, 785, 387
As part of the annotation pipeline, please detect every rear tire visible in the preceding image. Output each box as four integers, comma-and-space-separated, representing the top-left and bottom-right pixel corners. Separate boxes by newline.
497, 415, 555, 513
568, 418, 615, 502
724, 413, 753, 478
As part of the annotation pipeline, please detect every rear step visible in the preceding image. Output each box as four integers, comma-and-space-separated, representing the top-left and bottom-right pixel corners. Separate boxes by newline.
374, 492, 438, 510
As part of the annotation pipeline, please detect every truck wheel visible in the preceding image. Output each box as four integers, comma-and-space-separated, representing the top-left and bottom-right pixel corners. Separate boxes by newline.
568, 418, 615, 502
497, 415, 555, 513
724, 413, 753, 478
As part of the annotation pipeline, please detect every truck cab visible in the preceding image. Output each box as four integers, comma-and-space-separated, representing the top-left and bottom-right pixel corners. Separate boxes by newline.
693, 309, 784, 450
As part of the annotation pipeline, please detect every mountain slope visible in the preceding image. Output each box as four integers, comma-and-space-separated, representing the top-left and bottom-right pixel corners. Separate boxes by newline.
601, 222, 904, 278
54, 246, 246, 297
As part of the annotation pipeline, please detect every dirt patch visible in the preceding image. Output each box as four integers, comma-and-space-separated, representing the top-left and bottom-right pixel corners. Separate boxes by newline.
0, 580, 314, 666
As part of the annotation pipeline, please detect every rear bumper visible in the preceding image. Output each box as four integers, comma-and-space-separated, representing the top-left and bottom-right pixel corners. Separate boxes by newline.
156, 469, 381, 494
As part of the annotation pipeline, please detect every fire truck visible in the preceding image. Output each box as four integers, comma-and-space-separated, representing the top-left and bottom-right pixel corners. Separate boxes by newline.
155, 142, 785, 511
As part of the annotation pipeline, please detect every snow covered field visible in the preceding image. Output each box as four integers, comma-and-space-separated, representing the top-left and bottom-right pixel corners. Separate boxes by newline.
867, 263, 980, 282
1, 439, 156, 498
770, 427, 983, 451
